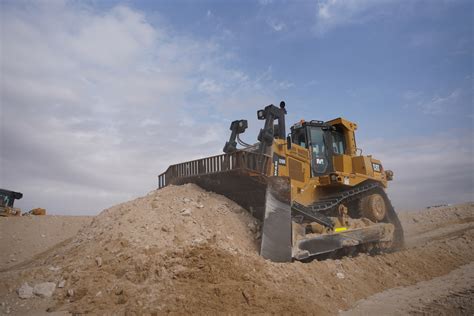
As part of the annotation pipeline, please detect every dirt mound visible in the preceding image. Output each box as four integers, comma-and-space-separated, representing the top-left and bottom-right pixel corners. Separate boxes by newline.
75, 183, 260, 256
0, 185, 472, 315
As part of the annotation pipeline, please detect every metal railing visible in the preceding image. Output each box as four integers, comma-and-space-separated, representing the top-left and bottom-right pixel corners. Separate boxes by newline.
158, 150, 271, 189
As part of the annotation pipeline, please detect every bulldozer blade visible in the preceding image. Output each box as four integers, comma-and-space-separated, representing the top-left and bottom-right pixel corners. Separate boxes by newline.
168, 169, 269, 221
293, 222, 395, 260
260, 176, 292, 262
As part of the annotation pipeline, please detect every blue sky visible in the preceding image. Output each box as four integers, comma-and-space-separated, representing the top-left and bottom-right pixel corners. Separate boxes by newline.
1, 0, 472, 214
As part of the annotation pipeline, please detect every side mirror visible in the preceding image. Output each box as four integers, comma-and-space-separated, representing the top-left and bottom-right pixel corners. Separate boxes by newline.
286, 136, 292, 150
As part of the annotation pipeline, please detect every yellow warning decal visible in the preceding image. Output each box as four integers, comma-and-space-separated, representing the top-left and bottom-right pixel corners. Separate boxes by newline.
335, 227, 348, 232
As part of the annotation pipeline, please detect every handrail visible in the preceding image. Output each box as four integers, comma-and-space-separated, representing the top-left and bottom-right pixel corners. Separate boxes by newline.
157, 151, 270, 189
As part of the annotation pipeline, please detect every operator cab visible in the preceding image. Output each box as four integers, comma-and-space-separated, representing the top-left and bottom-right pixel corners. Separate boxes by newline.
290, 120, 347, 177
0, 189, 23, 208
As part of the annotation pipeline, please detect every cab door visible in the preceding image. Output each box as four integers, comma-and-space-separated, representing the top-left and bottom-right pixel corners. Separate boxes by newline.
308, 127, 334, 177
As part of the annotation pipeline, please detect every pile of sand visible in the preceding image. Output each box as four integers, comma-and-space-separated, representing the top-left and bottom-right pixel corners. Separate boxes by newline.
76, 183, 260, 256
0, 185, 472, 315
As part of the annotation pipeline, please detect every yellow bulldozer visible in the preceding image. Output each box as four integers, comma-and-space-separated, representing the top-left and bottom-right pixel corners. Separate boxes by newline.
158, 102, 404, 262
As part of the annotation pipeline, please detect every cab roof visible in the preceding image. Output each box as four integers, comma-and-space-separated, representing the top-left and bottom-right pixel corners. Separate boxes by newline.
290, 117, 357, 132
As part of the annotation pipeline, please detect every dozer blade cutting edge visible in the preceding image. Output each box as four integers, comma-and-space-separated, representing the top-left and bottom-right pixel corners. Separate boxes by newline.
292, 222, 395, 260
260, 176, 292, 262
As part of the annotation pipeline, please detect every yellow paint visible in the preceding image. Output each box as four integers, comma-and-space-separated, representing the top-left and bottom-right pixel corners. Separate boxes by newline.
270, 117, 390, 207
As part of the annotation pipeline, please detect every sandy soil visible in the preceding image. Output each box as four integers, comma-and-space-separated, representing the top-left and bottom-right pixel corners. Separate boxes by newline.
0, 216, 92, 271
0, 184, 472, 315
341, 204, 474, 315
341, 262, 474, 316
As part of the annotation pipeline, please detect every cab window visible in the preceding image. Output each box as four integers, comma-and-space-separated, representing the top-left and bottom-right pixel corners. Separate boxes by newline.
332, 130, 346, 155
1, 195, 9, 207
291, 128, 307, 148
309, 127, 326, 156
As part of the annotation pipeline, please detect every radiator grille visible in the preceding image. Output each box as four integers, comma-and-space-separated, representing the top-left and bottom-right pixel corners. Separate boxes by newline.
288, 158, 304, 182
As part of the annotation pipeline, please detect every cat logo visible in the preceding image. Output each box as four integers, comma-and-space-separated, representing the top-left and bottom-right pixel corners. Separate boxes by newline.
316, 158, 325, 165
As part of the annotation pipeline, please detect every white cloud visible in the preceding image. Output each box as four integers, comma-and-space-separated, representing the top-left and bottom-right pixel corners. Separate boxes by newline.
69, 6, 156, 67
402, 88, 466, 115
198, 79, 223, 94
279, 81, 294, 89
304, 80, 320, 87
402, 90, 423, 101
314, 0, 395, 35
267, 19, 286, 32
363, 133, 474, 209
258, 0, 274, 6
420, 89, 462, 115
0, 1, 276, 214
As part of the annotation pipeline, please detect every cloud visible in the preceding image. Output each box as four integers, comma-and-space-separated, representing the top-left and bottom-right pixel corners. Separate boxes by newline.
314, 0, 396, 35
402, 90, 423, 101
420, 89, 463, 115
258, 0, 274, 5
363, 133, 474, 210
304, 80, 320, 87
0, 1, 275, 214
278, 81, 294, 89
198, 79, 223, 94
314, 0, 468, 35
402, 88, 466, 115
266, 18, 286, 32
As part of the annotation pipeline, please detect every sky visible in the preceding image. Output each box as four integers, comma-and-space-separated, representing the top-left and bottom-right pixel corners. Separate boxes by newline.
0, 0, 472, 215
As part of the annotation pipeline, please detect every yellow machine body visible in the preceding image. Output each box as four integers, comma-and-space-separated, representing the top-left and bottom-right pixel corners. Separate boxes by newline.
272, 118, 389, 207
158, 103, 403, 262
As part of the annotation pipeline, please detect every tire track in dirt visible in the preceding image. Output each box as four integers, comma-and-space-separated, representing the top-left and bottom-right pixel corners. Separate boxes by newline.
341, 262, 474, 316
341, 204, 474, 315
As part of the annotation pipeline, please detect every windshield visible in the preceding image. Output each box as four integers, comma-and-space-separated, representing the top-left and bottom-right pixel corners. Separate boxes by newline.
332, 130, 346, 155
291, 127, 307, 148
309, 127, 329, 175
310, 128, 325, 155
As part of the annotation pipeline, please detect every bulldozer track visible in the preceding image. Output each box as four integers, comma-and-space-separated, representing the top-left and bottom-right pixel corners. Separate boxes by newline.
311, 181, 381, 212
292, 180, 404, 250
291, 181, 380, 225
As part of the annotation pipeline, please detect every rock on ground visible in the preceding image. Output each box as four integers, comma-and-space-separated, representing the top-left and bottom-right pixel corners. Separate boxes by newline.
33, 282, 56, 298
17, 283, 34, 299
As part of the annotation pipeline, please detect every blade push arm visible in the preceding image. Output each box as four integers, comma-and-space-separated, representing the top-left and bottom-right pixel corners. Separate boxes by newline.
257, 101, 287, 153
223, 120, 248, 153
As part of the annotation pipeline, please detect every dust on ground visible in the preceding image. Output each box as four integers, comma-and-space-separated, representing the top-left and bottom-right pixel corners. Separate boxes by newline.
0, 184, 472, 315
